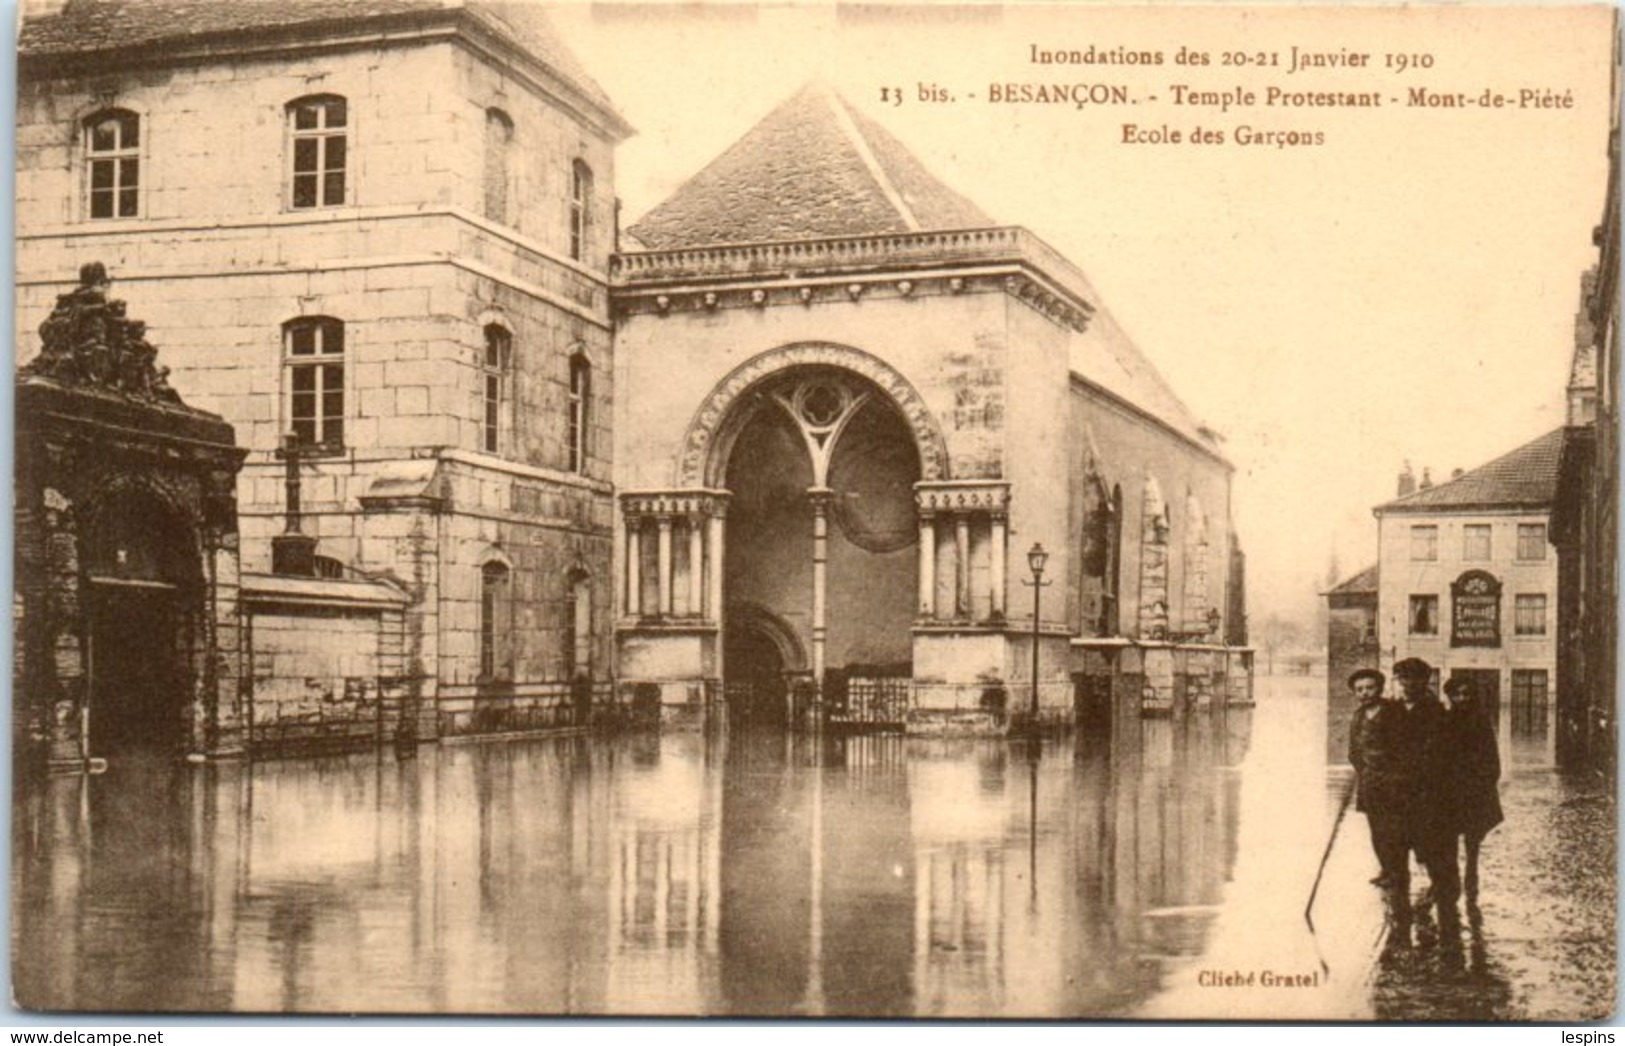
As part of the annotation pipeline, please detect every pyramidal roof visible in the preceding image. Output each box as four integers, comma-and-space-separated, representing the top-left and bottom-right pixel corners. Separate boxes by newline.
1375, 428, 1565, 513
627, 83, 994, 249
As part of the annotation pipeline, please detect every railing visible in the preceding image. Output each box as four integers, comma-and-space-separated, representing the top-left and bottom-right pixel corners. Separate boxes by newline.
828, 677, 912, 732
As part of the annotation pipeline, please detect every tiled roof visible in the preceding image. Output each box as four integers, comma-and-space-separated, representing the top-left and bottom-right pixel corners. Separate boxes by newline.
627, 83, 993, 249
18, 0, 624, 129
1375, 427, 1565, 513
1325, 564, 1379, 596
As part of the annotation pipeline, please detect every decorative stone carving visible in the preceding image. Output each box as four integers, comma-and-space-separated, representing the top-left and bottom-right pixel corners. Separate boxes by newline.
621, 489, 730, 518
22, 262, 184, 404
914, 481, 1011, 514
678, 342, 951, 487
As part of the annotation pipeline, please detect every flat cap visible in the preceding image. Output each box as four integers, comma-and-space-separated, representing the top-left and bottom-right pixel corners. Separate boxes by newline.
1391, 657, 1433, 679
1347, 668, 1385, 690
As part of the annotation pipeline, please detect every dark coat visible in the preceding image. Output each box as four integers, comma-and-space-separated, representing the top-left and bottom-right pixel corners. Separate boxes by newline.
1446, 700, 1504, 838
1350, 696, 1454, 836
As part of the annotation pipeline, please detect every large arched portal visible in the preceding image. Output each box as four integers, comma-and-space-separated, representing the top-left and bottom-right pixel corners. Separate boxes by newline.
81, 483, 201, 758
719, 366, 923, 718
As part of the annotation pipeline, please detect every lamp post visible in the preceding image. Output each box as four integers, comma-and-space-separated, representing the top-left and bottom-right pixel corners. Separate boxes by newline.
1023, 543, 1051, 738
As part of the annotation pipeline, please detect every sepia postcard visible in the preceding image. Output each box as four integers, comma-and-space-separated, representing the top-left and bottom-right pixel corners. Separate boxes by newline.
8, 0, 1620, 1022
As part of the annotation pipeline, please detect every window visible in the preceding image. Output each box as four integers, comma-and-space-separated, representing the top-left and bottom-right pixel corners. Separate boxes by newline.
484, 109, 513, 223
479, 562, 512, 680
568, 353, 590, 474
288, 95, 347, 208
1104, 485, 1124, 636
1409, 594, 1438, 635
84, 109, 140, 219
1463, 524, 1491, 561
1518, 523, 1548, 560
482, 325, 510, 455
1514, 594, 1547, 636
565, 571, 592, 678
1410, 525, 1438, 561
283, 317, 345, 450
570, 159, 592, 261
1512, 668, 1548, 707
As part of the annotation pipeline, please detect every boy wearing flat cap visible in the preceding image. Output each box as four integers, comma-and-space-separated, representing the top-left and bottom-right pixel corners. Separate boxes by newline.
1346, 667, 1394, 886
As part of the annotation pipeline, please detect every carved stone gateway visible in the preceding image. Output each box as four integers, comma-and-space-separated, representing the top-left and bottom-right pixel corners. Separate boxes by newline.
14, 264, 248, 773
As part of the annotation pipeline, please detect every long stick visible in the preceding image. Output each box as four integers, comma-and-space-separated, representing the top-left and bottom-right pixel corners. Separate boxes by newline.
1305, 776, 1358, 932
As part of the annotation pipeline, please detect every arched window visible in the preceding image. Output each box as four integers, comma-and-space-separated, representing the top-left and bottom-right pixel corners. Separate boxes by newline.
282, 317, 345, 450
480, 561, 512, 681
482, 324, 511, 455
1139, 477, 1171, 638
484, 108, 513, 223
565, 570, 593, 679
288, 95, 347, 209
569, 159, 592, 261
84, 109, 140, 219
1183, 493, 1211, 632
568, 352, 590, 474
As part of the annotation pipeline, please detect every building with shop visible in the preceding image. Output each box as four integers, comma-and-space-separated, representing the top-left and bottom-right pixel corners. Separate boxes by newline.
1373, 432, 1564, 754
611, 84, 1251, 732
15, 0, 630, 749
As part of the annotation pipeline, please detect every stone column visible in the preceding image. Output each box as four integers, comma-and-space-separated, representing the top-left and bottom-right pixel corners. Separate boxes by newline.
688, 517, 704, 617
990, 512, 1007, 620
809, 488, 833, 682
657, 515, 674, 618
955, 513, 971, 619
918, 510, 936, 619
625, 515, 642, 618
708, 511, 725, 625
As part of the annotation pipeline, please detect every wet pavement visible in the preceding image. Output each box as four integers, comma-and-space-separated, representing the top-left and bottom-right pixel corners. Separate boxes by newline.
11, 677, 1615, 1019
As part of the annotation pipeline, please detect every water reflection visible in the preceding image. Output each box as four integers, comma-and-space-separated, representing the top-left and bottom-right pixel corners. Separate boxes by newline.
15, 701, 1252, 1016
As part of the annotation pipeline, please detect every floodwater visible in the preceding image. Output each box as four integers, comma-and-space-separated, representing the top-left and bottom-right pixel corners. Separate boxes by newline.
12, 678, 1615, 1019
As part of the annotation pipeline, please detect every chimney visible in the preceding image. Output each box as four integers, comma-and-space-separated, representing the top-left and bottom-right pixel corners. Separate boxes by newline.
1397, 461, 1416, 497
1419, 467, 1433, 490
1451, 467, 1464, 481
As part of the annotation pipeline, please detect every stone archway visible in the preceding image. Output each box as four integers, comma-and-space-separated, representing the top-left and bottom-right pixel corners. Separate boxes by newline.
679, 342, 949, 489
711, 357, 930, 708
79, 479, 203, 758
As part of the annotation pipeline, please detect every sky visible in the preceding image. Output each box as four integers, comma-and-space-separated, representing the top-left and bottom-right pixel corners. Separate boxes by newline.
552, 1, 1615, 624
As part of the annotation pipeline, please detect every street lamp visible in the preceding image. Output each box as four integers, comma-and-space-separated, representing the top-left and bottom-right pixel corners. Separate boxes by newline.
1023, 543, 1051, 737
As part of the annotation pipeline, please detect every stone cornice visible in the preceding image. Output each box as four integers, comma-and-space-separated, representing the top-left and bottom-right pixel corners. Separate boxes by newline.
18, 8, 633, 142
611, 227, 1097, 334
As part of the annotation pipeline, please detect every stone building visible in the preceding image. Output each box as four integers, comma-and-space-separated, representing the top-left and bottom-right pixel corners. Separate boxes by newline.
1373, 432, 1564, 761
611, 85, 1250, 732
1552, 51, 1619, 778
15, 1, 631, 741
1322, 563, 1379, 763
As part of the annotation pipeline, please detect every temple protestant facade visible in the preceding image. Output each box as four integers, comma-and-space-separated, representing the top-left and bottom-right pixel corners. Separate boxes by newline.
611, 85, 1251, 733
15, 4, 1251, 754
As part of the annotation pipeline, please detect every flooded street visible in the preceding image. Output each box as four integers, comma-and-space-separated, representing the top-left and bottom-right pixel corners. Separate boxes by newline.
12, 678, 1615, 1019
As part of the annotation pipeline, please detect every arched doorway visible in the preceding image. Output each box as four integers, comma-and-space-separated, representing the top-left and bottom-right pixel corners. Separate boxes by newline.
81, 484, 199, 758
723, 606, 802, 727
718, 365, 923, 724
